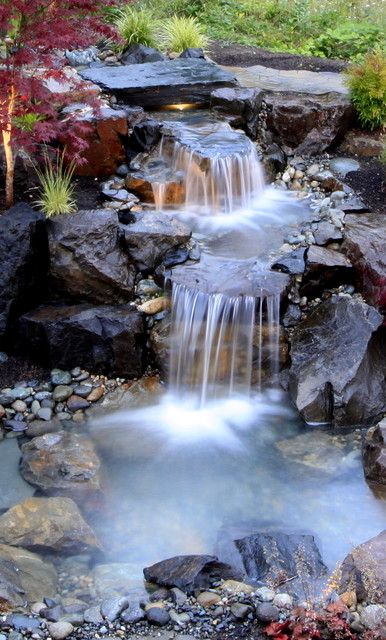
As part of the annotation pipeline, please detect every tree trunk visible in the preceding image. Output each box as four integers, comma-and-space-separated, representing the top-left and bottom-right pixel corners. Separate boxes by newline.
3, 84, 16, 209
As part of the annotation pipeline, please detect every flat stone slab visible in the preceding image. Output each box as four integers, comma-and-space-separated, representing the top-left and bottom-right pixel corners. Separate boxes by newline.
226, 64, 348, 95
79, 59, 238, 107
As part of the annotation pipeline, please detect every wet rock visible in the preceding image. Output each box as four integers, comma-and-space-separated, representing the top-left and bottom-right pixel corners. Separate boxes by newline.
363, 420, 386, 486
146, 606, 171, 626
255, 587, 275, 602
47, 209, 135, 304
301, 245, 352, 295
52, 385, 73, 402
211, 87, 264, 139
273, 593, 293, 608
66, 395, 90, 412
197, 592, 221, 607
18, 303, 145, 378
0, 203, 48, 346
121, 44, 165, 65
86, 386, 104, 403
360, 604, 386, 629
255, 602, 280, 623
20, 431, 101, 501
0, 543, 57, 605
221, 580, 255, 594
0, 497, 101, 554
143, 555, 241, 594
264, 91, 355, 155
138, 297, 170, 315
283, 303, 302, 328
26, 419, 61, 438
80, 59, 238, 107
101, 596, 130, 621
289, 295, 386, 427
120, 212, 191, 273
0, 440, 35, 511
343, 215, 386, 311
313, 221, 343, 245
83, 605, 103, 624
170, 587, 188, 606
61, 105, 128, 177
47, 621, 74, 640
128, 119, 162, 154
91, 563, 149, 600
120, 605, 145, 624
271, 248, 306, 275
276, 430, 360, 474
338, 530, 386, 604
230, 602, 251, 619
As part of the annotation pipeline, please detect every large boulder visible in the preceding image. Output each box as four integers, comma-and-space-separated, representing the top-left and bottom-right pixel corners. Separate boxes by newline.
363, 420, 386, 487
264, 91, 355, 155
79, 59, 238, 107
338, 530, 386, 604
47, 209, 135, 303
0, 497, 101, 555
62, 104, 128, 177
0, 203, 48, 346
343, 215, 386, 311
18, 303, 145, 377
143, 555, 241, 594
20, 431, 102, 502
289, 295, 386, 427
120, 212, 191, 273
0, 544, 57, 610
211, 87, 264, 139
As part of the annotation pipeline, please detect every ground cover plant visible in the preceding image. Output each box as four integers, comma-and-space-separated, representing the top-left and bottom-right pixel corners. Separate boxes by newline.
346, 50, 386, 130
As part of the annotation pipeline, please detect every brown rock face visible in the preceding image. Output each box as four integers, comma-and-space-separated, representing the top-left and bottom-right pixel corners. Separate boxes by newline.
20, 431, 102, 503
343, 215, 386, 312
125, 174, 185, 206
0, 544, 57, 609
0, 497, 101, 555
64, 105, 128, 177
363, 420, 386, 487
338, 530, 386, 604
264, 91, 355, 155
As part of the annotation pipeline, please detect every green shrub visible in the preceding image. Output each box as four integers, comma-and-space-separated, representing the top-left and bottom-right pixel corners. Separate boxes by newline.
115, 6, 157, 48
160, 15, 207, 53
309, 22, 384, 60
35, 152, 77, 218
346, 50, 386, 130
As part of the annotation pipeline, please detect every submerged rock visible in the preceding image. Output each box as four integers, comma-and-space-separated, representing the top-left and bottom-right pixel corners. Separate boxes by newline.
0, 203, 48, 346
18, 303, 145, 377
20, 431, 101, 502
0, 544, 57, 608
48, 209, 135, 304
363, 420, 386, 486
0, 497, 101, 555
0, 439, 35, 512
289, 295, 386, 427
338, 530, 386, 604
143, 555, 242, 594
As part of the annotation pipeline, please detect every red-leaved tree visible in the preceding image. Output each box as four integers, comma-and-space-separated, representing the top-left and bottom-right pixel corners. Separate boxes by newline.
0, 0, 117, 209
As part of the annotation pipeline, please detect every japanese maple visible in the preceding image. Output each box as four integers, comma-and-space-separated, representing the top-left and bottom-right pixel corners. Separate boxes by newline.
0, 0, 117, 209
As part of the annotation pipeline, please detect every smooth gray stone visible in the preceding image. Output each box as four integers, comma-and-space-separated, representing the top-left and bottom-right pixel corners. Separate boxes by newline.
0, 439, 34, 510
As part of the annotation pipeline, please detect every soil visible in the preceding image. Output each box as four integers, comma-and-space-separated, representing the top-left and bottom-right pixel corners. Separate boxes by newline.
343, 158, 386, 215
208, 41, 348, 72
0, 355, 49, 389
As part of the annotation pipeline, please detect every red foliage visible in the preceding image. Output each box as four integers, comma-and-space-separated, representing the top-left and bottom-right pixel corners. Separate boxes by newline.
264, 602, 358, 640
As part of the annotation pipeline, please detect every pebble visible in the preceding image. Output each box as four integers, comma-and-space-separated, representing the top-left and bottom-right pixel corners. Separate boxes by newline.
170, 587, 188, 606
31, 602, 46, 615
47, 622, 74, 640
35, 391, 52, 401
66, 395, 90, 412
9, 386, 32, 400
70, 367, 82, 377
255, 602, 280, 623
273, 593, 293, 609
138, 297, 170, 315
255, 587, 275, 602
74, 372, 89, 382
197, 592, 221, 608
51, 369, 72, 385
170, 610, 190, 625
11, 399, 26, 412
31, 400, 41, 415
53, 385, 74, 402
86, 386, 104, 402
230, 603, 251, 619
100, 596, 130, 622
37, 407, 52, 421
146, 607, 171, 626
120, 605, 145, 624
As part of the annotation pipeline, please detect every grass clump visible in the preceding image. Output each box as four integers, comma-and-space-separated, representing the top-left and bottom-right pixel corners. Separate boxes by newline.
35, 152, 77, 218
346, 50, 386, 130
160, 15, 208, 53
115, 6, 157, 48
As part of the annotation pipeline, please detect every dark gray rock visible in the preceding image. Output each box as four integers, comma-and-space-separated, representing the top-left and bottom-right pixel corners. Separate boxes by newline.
264, 91, 355, 155
79, 59, 238, 107
150, 317, 170, 378
0, 203, 48, 346
121, 212, 191, 273
263, 143, 287, 177
363, 420, 386, 486
255, 602, 280, 623
180, 48, 205, 59
17, 303, 145, 377
338, 530, 386, 604
211, 87, 264, 139
83, 606, 103, 624
146, 607, 171, 626
128, 119, 162, 154
47, 209, 135, 304
101, 596, 130, 621
3, 614, 41, 632
283, 304, 302, 328
121, 44, 165, 65
143, 555, 241, 594
289, 295, 386, 427
120, 605, 145, 624
313, 221, 343, 245
271, 248, 306, 275
301, 245, 352, 296
65, 47, 98, 67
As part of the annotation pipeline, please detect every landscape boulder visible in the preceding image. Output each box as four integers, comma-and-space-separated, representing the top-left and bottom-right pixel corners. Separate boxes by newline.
211, 87, 264, 139
0, 543, 57, 609
338, 530, 386, 604
363, 420, 386, 486
20, 431, 102, 502
264, 91, 355, 155
0, 497, 101, 555
18, 303, 145, 377
343, 214, 386, 311
0, 203, 48, 346
48, 209, 135, 304
301, 245, 352, 295
289, 295, 386, 427
121, 44, 165, 65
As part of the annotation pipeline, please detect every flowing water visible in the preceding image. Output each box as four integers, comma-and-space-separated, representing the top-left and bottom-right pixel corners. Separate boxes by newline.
90, 111, 386, 582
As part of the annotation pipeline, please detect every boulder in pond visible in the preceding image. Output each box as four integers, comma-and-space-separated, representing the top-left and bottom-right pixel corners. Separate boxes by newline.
363, 420, 386, 487
343, 214, 386, 311
20, 431, 102, 502
0, 497, 101, 555
264, 91, 355, 156
0, 543, 57, 609
289, 295, 386, 427
18, 303, 145, 377
143, 555, 242, 594
338, 530, 386, 604
0, 203, 48, 346
47, 209, 135, 304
